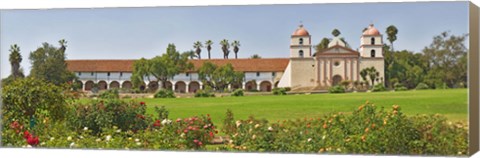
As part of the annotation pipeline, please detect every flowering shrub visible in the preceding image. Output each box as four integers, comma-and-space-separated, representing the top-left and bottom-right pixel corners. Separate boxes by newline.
223, 102, 468, 155
98, 89, 120, 99
231, 89, 244, 97
154, 89, 175, 98
194, 90, 215, 98
328, 85, 345, 93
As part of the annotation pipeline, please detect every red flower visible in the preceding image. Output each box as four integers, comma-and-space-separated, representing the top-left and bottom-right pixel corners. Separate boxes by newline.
136, 114, 145, 120
23, 131, 31, 139
153, 120, 161, 127
27, 136, 39, 146
140, 102, 145, 105
10, 121, 20, 129
209, 132, 214, 138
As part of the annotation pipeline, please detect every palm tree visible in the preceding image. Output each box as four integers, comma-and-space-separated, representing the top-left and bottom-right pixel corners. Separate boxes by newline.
332, 29, 341, 37
193, 41, 203, 59
58, 39, 67, 53
220, 39, 230, 59
386, 25, 398, 51
184, 50, 197, 59
205, 40, 213, 59
231, 40, 240, 59
9, 44, 23, 79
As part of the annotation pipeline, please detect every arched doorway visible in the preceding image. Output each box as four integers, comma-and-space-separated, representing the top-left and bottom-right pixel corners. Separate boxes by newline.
98, 81, 108, 90
75, 80, 84, 90
84, 81, 94, 91
139, 82, 146, 91
175, 81, 186, 93
260, 81, 272, 92
245, 81, 257, 91
163, 81, 173, 91
148, 81, 159, 92
188, 81, 200, 93
332, 75, 342, 86
231, 82, 242, 90
122, 81, 132, 89
110, 81, 120, 89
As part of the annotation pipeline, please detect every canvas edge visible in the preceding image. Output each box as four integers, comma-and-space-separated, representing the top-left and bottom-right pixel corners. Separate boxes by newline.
468, 1, 479, 156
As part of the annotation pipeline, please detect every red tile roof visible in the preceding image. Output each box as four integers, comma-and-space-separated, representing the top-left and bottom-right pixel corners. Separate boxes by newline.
66, 58, 289, 73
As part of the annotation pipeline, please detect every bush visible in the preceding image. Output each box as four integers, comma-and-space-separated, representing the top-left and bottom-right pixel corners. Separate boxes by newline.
222, 109, 236, 135
194, 90, 215, 98
394, 83, 408, 91
328, 85, 345, 93
416, 83, 430, 90
2, 77, 73, 124
272, 88, 287, 95
224, 102, 468, 155
154, 89, 175, 98
98, 89, 120, 99
372, 83, 386, 92
231, 89, 244, 97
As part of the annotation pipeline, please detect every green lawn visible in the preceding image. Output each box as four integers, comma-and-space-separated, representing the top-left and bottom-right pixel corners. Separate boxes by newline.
132, 89, 467, 129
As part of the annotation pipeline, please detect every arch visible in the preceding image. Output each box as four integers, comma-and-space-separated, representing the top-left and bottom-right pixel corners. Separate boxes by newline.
371, 37, 375, 45
148, 81, 159, 92
98, 81, 108, 90
259, 81, 272, 92
188, 81, 200, 93
175, 81, 187, 93
299, 50, 304, 58
139, 82, 146, 91
109, 81, 120, 89
163, 81, 173, 91
84, 81, 94, 91
231, 82, 242, 90
245, 81, 257, 91
75, 80, 84, 90
299, 38, 304, 45
332, 75, 342, 86
370, 50, 376, 57
122, 81, 133, 89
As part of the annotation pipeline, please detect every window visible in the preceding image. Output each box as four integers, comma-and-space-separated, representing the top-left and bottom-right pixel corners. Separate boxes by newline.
120, 72, 123, 77
78, 72, 81, 76
334, 61, 340, 66
299, 38, 304, 45
186, 73, 189, 77
91, 72, 94, 76
371, 50, 376, 57
299, 50, 304, 58
272, 72, 276, 76
107, 72, 111, 76
256, 72, 260, 77
371, 37, 375, 45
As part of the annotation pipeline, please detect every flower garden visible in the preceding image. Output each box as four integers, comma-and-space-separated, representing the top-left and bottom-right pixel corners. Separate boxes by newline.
0, 78, 469, 156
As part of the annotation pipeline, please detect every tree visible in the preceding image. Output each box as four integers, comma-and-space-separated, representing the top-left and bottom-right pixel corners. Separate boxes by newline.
231, 40, 241, 59
205, 40, 213, 59
198, 62, 244, 92
131, 58, 151, 88
9, 44, 24, 80
184, 50, 197, 59
250, 54, 261, 59
332, 29, 341, 37
220, 39, 230, 59
423, 31, 467, 88
386, 25, 398, 51
131, 44, 193, 91
314, 38, 331, 52
193, 41, 203, 59
360, 67, 379, 88
29, 40, 76, 85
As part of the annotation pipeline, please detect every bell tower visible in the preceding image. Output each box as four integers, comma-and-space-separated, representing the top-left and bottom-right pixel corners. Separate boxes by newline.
359, 24, 383, 58
290, 24, 312, 58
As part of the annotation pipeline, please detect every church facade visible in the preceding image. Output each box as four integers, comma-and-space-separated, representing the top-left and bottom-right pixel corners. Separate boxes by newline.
277, 24, 385, 90
66, 24, 385, 93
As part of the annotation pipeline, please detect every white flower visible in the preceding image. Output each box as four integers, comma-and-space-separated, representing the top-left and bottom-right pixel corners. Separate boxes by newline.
236, 120, 242, 127
135, 138, 140, 142
229, 140, 234, 144
337, 148, 342, 152
322, 135, 326, 140
307, 138, 312, 142
80, 136, 84, 139
67, 136, 72, 141
180, 133, 185, 138
128, 137, 132, 140
161, 119, 172, 125
26, 145, 32, 148
69, 142, 75, 148
96, 138, 101, 142
50, 137, 55, 141
268, 127, 273, 131
254, 124, 260, 129
116, 129, 121, 133
40, 142, 46, 146
252, 135, 256, 140
106, 135, 112, 141
136, 142, 141, 146
83, 127, 88, 131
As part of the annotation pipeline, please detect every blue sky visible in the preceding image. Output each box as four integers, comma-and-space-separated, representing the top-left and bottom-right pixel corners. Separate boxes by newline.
0, 1, 469, 78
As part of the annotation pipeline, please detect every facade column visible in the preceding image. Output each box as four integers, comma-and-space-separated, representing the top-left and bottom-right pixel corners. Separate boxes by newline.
172, 81, 177, 92
256, 82, 261, 91
82, 81, 86, 91
242, 82, 246, 90
228, 84, 232, 91
185, 82, 190, 93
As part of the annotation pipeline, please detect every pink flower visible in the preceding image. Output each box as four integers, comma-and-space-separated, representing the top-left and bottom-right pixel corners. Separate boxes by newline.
193, 139, 199, 143
176, 118, 182, 123
183, 129, 188, 133
198, 141, 203, 146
